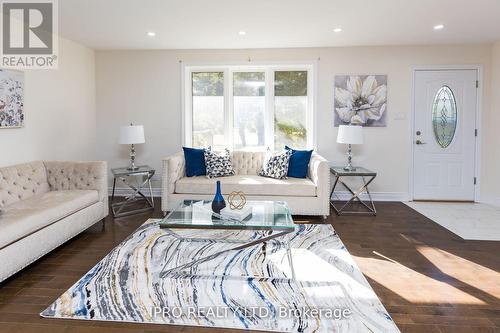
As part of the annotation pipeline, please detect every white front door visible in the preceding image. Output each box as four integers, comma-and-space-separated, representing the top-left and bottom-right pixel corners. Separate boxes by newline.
413, 69, 477, 201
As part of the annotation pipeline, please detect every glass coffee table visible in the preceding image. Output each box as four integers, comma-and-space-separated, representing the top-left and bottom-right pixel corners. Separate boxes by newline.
158, 200, 296, 280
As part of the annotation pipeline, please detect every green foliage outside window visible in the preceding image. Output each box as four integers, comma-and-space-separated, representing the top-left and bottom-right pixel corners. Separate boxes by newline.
191, 69, 309, 149
192, 72, 224, 96
233, 72, 265, 96
274, 71, 307, 96
274, 71, 308, 148
275, 120, 307, 144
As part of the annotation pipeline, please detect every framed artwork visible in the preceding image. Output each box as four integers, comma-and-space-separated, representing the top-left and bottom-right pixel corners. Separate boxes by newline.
334, 75, 387, 127
0, 69, 24, 128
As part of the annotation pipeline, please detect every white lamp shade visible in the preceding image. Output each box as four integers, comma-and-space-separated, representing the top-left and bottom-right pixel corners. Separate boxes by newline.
119, 125, 145, 145
337, 125, 363, 144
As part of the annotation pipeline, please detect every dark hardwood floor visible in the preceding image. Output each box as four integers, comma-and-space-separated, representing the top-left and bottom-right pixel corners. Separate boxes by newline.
1, 199, 499, 333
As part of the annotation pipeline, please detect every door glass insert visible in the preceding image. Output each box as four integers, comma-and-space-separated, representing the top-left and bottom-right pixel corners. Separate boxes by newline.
432, 85, 457, 148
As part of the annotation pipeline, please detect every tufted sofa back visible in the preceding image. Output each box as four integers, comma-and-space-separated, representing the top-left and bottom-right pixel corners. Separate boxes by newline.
43, 161, 108, 202
0, 161, 50, 208
231, 151, 266, 175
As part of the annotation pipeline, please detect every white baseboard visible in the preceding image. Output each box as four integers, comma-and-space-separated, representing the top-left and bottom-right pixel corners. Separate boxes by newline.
109, 187, 162, 197
108, 187, 408, 202
331, 191, 409, 202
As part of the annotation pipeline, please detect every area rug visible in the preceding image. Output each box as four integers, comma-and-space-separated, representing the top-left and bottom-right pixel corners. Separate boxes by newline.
41, 219, 400, 333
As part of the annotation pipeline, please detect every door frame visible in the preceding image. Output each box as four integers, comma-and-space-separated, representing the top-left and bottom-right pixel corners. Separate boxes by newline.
409, 65, 483, 202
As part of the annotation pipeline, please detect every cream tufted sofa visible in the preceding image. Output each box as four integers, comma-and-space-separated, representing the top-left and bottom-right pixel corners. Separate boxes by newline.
162, 151, 330, 216
0, 161, 108, 282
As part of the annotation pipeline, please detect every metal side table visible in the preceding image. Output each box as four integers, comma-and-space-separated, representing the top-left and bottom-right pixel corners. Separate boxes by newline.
330, 166, 377, 216
111, 165, 155, 218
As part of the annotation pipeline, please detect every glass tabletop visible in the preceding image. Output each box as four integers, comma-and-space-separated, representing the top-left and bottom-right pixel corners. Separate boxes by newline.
111, 165, 154, 176
330, 166, 376, 176
159, 200, 295, 231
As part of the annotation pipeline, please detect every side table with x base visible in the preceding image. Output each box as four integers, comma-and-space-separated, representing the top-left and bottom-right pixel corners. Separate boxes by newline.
111, 165, 155, 218
330, 166, 377, 216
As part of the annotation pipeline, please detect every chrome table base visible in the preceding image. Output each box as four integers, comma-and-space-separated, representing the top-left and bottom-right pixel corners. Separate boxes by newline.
329, 166, 377, 216
159, 227, 296, 282
111, 168, 155, 218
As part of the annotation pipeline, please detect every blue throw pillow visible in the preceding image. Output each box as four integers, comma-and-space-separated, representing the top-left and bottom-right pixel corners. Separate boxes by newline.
285, 146, 313, 178
183, 147, 206, 177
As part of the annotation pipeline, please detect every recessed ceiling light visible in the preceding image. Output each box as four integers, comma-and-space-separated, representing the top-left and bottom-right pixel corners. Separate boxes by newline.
146, 31, 156, 37
433, 24, 444, 30
333, 27, 343, 33
239, 31, 246, 35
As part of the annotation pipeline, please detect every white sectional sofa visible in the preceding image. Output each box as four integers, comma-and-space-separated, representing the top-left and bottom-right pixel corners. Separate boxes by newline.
0, 161, 108, 282
162, 151, 330, 216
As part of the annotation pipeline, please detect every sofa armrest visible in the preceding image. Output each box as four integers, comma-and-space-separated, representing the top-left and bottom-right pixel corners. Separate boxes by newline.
308, 153, 329, 186
161, 152, 185, 212
307, 153, 331, 214
43, 161, 108, 203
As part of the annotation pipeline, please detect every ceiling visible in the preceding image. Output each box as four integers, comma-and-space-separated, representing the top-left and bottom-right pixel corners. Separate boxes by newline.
59, 0, 500, 50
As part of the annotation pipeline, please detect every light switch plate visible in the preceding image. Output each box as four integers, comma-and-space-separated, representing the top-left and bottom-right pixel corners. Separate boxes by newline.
394, 112, 406, 120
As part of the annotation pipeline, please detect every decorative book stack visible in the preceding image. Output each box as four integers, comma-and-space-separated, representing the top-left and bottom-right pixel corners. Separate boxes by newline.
220, 206, 252, 221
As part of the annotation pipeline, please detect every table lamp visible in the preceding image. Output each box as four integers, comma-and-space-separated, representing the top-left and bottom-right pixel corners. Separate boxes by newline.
337, 125, 363, 171
119, 123, 145, 170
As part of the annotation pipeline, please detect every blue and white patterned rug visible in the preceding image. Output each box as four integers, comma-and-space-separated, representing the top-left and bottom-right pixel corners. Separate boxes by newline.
41, 219, 400, 333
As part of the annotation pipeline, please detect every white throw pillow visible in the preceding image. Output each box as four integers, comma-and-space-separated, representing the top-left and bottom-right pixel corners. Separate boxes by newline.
259, 150, 292, 179
204, 148, 236, 178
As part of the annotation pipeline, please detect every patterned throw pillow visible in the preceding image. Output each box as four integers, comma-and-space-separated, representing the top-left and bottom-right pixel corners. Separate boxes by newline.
259, 150, 292, 179
204, 148, 236, 178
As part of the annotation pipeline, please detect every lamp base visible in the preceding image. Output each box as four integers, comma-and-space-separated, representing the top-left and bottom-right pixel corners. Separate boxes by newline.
343, 165, 357, 172
127, 144, 139, 171
344, 144, 356, 171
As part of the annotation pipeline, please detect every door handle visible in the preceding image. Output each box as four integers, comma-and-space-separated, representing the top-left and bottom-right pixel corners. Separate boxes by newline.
415, 139, 427, 145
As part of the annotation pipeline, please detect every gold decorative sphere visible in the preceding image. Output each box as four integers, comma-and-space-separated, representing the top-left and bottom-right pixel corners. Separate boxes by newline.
228, 191, 246, 210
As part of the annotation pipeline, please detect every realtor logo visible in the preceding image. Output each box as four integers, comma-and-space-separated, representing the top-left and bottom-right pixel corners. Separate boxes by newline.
1, 0, 58, 69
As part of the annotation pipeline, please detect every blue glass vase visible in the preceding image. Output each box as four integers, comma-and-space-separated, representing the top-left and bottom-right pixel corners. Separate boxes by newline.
211, 180, 226, 214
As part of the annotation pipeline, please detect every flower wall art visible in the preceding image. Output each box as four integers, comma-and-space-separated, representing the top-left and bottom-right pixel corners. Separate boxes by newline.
334, 75, 387, 127
0, 69, 24, 128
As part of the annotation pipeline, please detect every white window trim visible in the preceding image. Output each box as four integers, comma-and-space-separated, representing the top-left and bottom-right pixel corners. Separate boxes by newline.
181, 61, 317, 151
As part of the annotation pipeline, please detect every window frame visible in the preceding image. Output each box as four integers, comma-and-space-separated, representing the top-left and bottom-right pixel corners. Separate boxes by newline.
182, 62, 316, 151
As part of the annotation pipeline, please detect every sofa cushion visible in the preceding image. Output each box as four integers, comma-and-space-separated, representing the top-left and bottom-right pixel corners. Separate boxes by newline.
259, 150, 292, 179
0, 161, 49, 209
175, 175, 316, 197
204, 148, 235, 178
285, 146, 313, 178
182, 147, 206, 177
0, 190, 99, 249
231, 151, 266, 175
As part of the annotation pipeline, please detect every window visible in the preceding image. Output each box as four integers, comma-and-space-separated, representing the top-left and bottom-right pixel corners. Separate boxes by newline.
191, 72, 224, 148
233, 72, 266, 150
274, 71, 308, 149
184, 64, 314, 151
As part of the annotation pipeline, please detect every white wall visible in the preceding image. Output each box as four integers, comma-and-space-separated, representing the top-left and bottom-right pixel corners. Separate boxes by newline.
0, 38, 495, 202
482, 42, 500, 205
95, 44, 494, 200
0, 37, 96, 166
